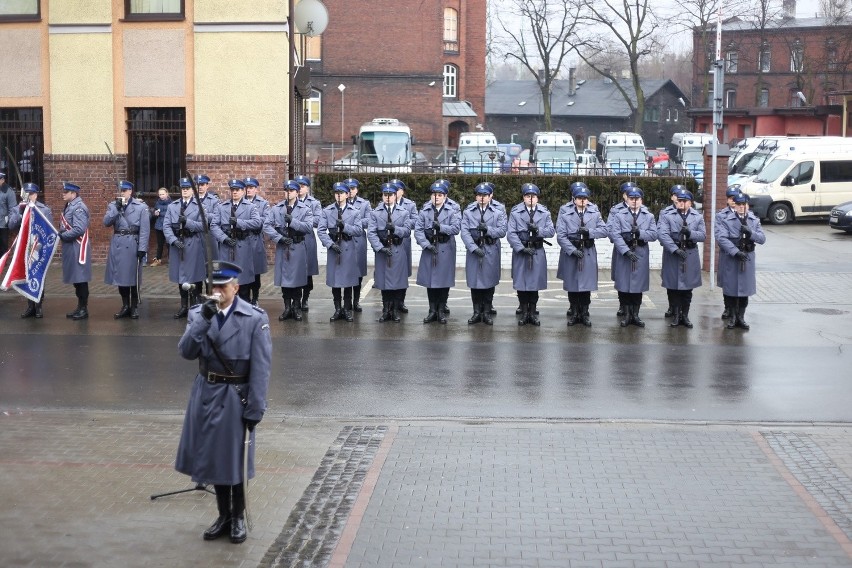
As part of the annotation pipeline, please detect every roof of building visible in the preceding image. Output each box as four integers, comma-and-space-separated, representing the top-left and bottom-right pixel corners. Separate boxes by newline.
720, 15, 851, 31
486, 78, 687, 118
443, 100, 478, 118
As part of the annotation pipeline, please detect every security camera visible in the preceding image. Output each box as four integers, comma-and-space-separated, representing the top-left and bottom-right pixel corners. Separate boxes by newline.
678, 97, 686, 107
796, 91, 807, 104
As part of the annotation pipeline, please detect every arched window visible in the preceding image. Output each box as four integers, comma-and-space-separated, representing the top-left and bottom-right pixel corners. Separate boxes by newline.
443, 8, 458, 52
443, 64, 458, 98
305, 89, 321, 125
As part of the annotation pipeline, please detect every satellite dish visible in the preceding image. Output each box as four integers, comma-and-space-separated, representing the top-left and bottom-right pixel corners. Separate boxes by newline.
293, 0, 329, 37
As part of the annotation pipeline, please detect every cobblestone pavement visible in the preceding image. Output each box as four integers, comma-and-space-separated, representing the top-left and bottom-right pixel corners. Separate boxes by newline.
1, 412, 851, 568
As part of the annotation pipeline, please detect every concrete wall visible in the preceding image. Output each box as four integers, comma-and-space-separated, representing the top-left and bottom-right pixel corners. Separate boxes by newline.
0, 29, 42, 98
123, 29, 186, 98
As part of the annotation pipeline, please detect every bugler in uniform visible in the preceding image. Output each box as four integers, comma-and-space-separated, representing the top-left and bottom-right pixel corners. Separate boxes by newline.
164, 178, 208, 318
368, 182, 414, 322
211, 179, 262, 303
607, 187, 658, 327
103, 180, 149, 319
9, 183, 53, 318
556, 182, 608, 327
343, 178, 371, 312
263, 180, 313, 321
318, 182, 363, 322
507, 183, 555, 326
415, 181, 461, 324
175, 260, 271, 545
296, 175, 321, 310
243, 177, 270, 306
58, 182, 92, 320
657, 187, 706, 328
460, 182, 507, 325
717, 192, 766, 329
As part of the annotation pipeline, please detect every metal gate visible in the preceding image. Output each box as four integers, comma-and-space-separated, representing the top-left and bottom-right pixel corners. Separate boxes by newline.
0, 107, 44, 191
126, 108, 187, 194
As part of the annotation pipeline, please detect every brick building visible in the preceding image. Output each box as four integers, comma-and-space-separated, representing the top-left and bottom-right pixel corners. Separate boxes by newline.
689, 1, 852, 141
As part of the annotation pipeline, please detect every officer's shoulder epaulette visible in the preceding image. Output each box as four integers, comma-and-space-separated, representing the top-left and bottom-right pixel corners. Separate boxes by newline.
250, 304, 266, 315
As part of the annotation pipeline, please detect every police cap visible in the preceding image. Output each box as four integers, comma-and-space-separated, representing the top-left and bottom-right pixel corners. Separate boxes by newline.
210, 260, 242, 285
62, 182, 81, 193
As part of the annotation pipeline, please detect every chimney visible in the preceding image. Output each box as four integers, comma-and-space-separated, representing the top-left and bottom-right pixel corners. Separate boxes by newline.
568, 67, 576, 96
783, 0, 796, 18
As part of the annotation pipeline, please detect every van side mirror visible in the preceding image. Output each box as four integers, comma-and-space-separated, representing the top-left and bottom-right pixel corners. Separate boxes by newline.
782, 175, 795, 186
451, 156, 458, 163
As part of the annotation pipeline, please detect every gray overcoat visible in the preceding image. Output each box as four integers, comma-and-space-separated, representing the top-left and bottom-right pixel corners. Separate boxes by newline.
367, 203, 413, 290
175, 299, 271, 486
398, 196, 418, 276
59, 196, 91, 284
317, 203, 363, 288
103, 198, 149, 287
657, 207, 706, 290
607, 205, 658, 293
163, 198, 207, 284
263, 199, 313, 288
555, 202, 608, 292
506, 203, 555, 291
247, 196, 270, 275
414, 202, 461, 288
348, 195, 371, 277
460, 201, 507, 289
300, 195, 321, 276
716, 208, 766, 296
211, 198, 262, 285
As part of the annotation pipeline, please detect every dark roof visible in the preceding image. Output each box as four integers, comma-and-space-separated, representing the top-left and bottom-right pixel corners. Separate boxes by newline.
486, 78, 686, 118
443, 101, 477, 118
721, 15, 850, 31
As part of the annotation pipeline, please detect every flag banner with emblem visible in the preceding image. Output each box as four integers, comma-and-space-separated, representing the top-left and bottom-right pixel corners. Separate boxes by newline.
1, 204, 59, 302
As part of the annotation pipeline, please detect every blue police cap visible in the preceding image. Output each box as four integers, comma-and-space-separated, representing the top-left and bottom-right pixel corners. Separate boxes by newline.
671, 184, 687, 195
284, 180, 300, 191
675, 189, 693, 201
295, 175, 311, 187
243, 177, 259, 188
726, 186, 741, 197
0, 171, 5, 178
333, 181, 350, 193
23, 182, 39, 193
390, 178, 406, 191
570, 181, 589, 197
734, 192, 749, 204
228, 179, 246, 190
620, 181, 636, 193
195, 174, 211, 185
62, 182, 81, 193
344, 177, 360, 189
474, 183, 493, 195
626, 188, 643, 198
430, 181, 448, 194
118, 180, 134, 191
381, 182, 397, 194
179, 177, 192, 188
484, 181, 496, 191
210, 260, 242, 285
436, 179, 451, 191
522, 183, 540, 196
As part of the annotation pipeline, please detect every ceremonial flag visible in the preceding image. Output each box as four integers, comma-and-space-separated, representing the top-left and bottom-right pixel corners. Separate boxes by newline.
1, 204, 59, 302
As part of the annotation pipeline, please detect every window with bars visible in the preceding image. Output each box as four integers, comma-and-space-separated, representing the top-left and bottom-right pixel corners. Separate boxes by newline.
443, 64, 458, 98
126, 108, 186, 194
125, 0, 184, 20
0, 0, 39, 21
443, 7, 458, 52
305, 89, 321, 125
0, 108, 44, 189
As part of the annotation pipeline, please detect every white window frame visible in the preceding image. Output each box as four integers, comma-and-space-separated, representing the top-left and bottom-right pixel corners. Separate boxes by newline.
443, 64, 458, 98
305, 89, 321, 126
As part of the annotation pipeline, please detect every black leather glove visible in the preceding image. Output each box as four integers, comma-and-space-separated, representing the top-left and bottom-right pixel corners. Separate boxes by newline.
741, 227, 752, 238
224, 238, 237, 247
330, 243, 342, 254
276, 226, 287, 236
336, 219, 344, 230
243, 417, 259, 432
527, 223, 538, 234
229, 216, 237, 226
631, 230, 640, 241
680, 226, 691, 238
624, 250, 639, 262
386, 222, 395, 233
520, 247, 536, 256
281, 237, 294, 246
200, 298, 218, 321
432, 220, 441, 232
735, 251, 749, 261
477, 222, 488, 233
173, 240, 185, 250
578, 226, 589, 236
59, 232, 75, 243
178, 214, 186, 224
285, 213, 293, 223
674, 249, 688, 260
571, 249, 584, 259
115, 198, 124, 210
472, 247, 486, 258
137, 250, 146, 260
424, 244, 437, 254
378, 247, 393, 256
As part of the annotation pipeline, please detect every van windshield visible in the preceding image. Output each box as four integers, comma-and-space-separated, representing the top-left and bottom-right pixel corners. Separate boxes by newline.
755, 158, 793, 183
457, 148, 498, 162
739, 152, 773, 175
607, 149, 645, 162
358, 132, 410, 165
536, 149, 577, 161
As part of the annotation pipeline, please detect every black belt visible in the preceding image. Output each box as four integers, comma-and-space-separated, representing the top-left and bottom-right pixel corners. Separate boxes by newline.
115, 229, 139, 235
199, 363, 248, 384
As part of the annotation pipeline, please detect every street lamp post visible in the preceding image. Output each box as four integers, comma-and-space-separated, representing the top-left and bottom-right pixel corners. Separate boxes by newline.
338, 83, 346, 148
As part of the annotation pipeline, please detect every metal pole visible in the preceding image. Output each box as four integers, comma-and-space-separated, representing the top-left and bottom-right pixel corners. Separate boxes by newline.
709, 9, 724, 290
287, 0, 295, 178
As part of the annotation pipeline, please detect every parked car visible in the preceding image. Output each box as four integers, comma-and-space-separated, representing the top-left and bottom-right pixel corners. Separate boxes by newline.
645, 148, 670, 170
829, 200, 852, 233
576, 152, 599, 174
333, 150, 359, 171
512, 149, 532, 173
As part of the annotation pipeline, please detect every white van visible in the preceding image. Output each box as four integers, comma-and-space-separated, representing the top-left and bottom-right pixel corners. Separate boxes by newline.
454, 132, 500, 174
743, 152, 852, 224
669, 132, 715, 184
597, 132, 645, 175
728, 136, 852, 189
530, 131, 577, 174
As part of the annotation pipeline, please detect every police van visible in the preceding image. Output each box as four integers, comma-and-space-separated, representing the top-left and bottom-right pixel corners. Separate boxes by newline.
529, 131, 577, 174
741, 151, 852, 224
454, 132, 500, 174
596, 132, 646, 175
728, 136, 852, 189
668, 132, 715, 184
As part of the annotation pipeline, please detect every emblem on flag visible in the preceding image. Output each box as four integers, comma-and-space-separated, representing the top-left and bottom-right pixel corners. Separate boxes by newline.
1, 204, 59, 302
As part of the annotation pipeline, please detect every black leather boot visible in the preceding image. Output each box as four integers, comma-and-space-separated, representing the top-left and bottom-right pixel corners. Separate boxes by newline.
174, 293, 188, 319
389, 299, 401, 323
230, 513, 247, 544
516, 302, 524, 315
73, 302, 89, 320
481, 304, 493, 326
632, 304, 645, 327
21, 300, 36, 319
581, 305, 592, 327
527, 303, 541, 326
736, 305, 750, 330
67, 300, 83, 319
301, 289, 310, 311
330, 300, 343, 322
726, 300, 738, 329
467, 299, 482, 325
292, 299, 303, 321
34, 301, 44, 319
721, 296, 730, 320
352, 285, 362, 312
617, 304, 625, 317
279, 297, 292, 321
342, 297, 353, 322
203, 488, 232, 541
669, 307, 681, 327
130, 298, 140, 319
620, 305, 632, 327
378, 300, 391, 322
566, 305, 578, 326
437, 303, 448, 324
423, 302, 438, 323
487, 303, 497, 315
680, 306, 693, 328
518, 303, 527, 326
114, 302, 131, 319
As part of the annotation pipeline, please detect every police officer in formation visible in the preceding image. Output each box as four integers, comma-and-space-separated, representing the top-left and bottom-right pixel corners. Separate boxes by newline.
460, 182, 507, 325
507, 183, 555, 326
194, 174, 221, 259
211, 179, 262, 303
10, 183, 53, 318
391, 179, 419, 313
658, 185, 684, 318
415, 181, 461, 323
244, 177, 269, 306
716, 186, 742, 320
555, 182, 608, 327
607, 186, 658, 328
717, 192, 765, 329
164, 178, 208, 318
657, 186, 706, 328
368, 182, 414, 322
174, 260, 271, 545
104, 180, 149, 319
296, 175, 321, 311
263, 180, 313, 322
318, 181, 363, 322
343, 178, 371, 312
608, 181, 636, 317
58, 182, 92, 320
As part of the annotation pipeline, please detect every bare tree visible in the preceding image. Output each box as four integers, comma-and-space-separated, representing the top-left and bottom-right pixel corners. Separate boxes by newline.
493, 0, 582, 130
575, 0, 664, 133
819, 0, 852, 21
